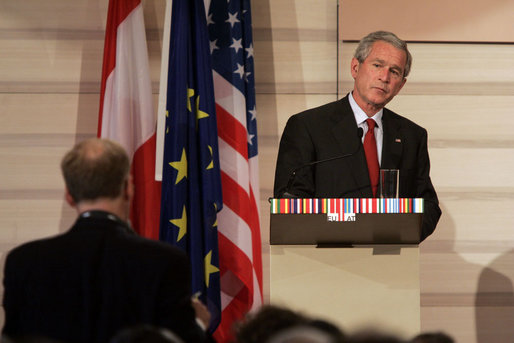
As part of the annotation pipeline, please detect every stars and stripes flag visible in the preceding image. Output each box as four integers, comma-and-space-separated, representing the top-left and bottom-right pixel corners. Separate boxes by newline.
206, 0, 263, 341
98, 0, 161, 239
158, 0, 224, 333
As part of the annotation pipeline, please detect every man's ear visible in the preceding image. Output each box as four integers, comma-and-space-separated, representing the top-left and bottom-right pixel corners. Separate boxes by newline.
64, 188, 76, 208
124, 175, 134, 202
350, 57, 360, 79
400, 77, 407, 89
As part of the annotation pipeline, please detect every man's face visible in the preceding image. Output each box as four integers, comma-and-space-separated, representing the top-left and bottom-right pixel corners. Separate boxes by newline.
351, 41, 407, 115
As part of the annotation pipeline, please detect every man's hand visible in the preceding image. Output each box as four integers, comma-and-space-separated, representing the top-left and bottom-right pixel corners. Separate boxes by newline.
192, 298, 211, 330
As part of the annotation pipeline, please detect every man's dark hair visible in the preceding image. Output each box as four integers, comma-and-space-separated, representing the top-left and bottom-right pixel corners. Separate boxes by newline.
308, 319, 346, 343
346, 329, 405, 343
61, 138, 130, 203
410, 332, 455, 343
233, 305, 310, 343
110, 325, 183, 343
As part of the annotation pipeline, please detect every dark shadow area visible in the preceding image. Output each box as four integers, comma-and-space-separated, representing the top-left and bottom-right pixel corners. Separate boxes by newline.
252, 0, 279, 154
143, 0, 165, 94
475, 249, 514, 343
251, 0, 279, 304
419, 202, 482, 342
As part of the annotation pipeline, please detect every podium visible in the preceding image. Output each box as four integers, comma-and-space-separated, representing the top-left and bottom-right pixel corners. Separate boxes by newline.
269, 198, 423, 337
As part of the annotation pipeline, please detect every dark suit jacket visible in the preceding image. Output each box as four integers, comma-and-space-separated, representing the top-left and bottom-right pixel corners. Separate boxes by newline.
2, 211, 206, 343
274, 95, 441, 240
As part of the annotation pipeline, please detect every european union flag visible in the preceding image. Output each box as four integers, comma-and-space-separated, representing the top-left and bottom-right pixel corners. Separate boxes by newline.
159, 0, 223, 332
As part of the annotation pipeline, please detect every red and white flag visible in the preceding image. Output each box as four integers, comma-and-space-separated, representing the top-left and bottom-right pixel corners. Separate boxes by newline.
98, 0, 161, 239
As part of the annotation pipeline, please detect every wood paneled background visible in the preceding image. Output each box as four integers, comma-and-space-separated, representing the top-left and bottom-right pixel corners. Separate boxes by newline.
339, 0, 514, 42
1, 1, 513, 342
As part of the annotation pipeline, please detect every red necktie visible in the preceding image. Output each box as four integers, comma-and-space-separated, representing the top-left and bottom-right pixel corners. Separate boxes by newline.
364, 118, 379, 197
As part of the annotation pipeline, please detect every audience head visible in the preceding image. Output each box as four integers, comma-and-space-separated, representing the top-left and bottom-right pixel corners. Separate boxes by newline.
266, 326, 339, 343
233, 305, 346, 343
345, 329, 404, 343
109, 325, 184, 343
307, 319, 346, 343
234, 305, 311, 343
410, 332, 454, 343
61, 138, 130, 204
1, 335, 65, 343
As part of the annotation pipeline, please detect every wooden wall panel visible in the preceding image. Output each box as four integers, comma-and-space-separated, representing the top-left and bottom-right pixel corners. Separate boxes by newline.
252, 0, 335, 31
0, 199, 73, 242
339, 0, 514, 43
0, 0, 165, 94
256, 94, 337, 138
431, 149, 514, 188
252, 0, 338, 302
254, 41, 337, 94
0, 147, 65, 189
339, 43, 514, 96
386, 95, 514, 141
253, 0, 337, 95
0, 94, 98, 134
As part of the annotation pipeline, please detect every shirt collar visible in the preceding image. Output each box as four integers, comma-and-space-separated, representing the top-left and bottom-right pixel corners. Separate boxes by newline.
79, 210, 135, 234
349, 92, 383, 127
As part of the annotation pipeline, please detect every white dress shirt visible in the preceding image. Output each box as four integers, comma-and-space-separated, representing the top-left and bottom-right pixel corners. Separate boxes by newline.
348, 92, 383, 166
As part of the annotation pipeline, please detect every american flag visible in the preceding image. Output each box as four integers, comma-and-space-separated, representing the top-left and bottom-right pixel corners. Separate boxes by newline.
206, 0, 263, 341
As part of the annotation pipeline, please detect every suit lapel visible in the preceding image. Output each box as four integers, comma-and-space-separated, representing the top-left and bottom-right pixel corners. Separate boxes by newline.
381, 109, 403, 169
331, 97, 372, 197
330, 100, 359, 155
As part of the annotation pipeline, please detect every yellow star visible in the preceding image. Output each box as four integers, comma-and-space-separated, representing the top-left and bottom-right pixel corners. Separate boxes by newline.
166, 110, 170, 134
170, 206, 187, 242
196, 95, 209, 120
206, 145, 214, 170
212, 203, 218, 227
204, 250, 219, 287
169, 149, 187, 184
187, 88, 195, 112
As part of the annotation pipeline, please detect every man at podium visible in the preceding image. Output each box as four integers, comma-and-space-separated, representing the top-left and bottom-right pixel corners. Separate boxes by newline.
273, 31, 441, 241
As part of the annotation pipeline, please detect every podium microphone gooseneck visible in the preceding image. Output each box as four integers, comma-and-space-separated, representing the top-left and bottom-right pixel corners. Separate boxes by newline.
282, 128, 364, 198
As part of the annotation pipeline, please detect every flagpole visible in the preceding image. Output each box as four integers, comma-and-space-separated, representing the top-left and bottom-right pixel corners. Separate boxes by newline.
155, 0, 172, 181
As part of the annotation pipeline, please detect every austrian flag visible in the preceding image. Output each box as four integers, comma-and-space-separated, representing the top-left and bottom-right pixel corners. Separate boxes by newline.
98, 0, 161, 239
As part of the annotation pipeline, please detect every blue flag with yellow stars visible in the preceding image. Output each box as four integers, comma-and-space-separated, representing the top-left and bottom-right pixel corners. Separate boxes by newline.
159, 0, 223, 332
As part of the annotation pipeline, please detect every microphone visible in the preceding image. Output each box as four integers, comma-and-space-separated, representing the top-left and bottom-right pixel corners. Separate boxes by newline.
281, 128, 364, 198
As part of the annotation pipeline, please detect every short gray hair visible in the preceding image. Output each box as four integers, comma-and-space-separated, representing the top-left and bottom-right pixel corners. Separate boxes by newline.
353, 31, 412, 77
61, 138, 130, 203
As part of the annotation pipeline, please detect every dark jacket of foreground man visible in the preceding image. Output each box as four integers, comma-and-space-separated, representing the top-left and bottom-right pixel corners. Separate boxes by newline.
2, 211, 206, 343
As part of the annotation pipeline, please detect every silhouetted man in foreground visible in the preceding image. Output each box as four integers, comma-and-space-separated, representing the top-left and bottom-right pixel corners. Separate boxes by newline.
2, 138, 209, 343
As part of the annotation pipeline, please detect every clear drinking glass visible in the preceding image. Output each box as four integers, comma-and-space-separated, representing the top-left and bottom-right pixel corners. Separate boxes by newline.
379, 169, 399, 198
